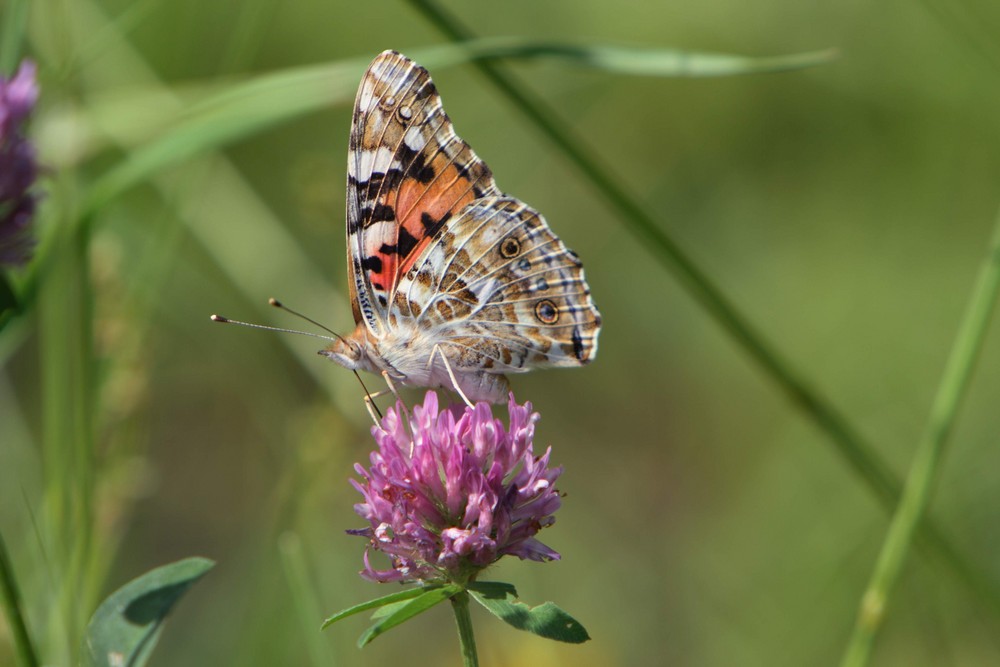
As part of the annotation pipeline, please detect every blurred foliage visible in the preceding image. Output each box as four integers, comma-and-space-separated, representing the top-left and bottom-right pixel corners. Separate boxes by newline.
2, 0, 1000, 666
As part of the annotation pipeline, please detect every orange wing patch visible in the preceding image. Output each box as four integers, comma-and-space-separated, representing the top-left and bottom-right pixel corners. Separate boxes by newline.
396, 162, 479, 275
357, 168, 479, 300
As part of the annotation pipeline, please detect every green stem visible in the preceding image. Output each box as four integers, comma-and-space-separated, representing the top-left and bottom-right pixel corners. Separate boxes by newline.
839, 209, 1000, 667
39, 223, 73, 660
0, 0, 29, 75
405, 0, 1000, 614
39, 177, 96, 664
0, 531, 40, 667
69, 218, 100, 655
278, 533, 336, 667
450, 591, 479, 667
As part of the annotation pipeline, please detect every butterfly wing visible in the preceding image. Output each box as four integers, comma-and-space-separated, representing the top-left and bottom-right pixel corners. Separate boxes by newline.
392, 195, 601, 373
346, 50, 500, 337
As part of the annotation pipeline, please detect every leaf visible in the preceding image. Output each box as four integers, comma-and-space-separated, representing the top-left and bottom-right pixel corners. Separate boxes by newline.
452, 37, 839, 78
369, 599, 411, 621
469, 582, 590, 644
78, 45, 485, 214
357, 584, 461, 647
467, 581, 518, 598
79, 39, 835, 217
321, 585, 443, 629
82, 557, 214, 667
80, 59, 365, 217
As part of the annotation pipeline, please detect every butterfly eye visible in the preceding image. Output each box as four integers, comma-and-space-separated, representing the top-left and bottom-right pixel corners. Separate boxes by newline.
500, 236, 522, 258
380, 95, 397, 109
517, 258, 531, 272
534, 278, 549, 292
397, 105, 413, 121
535, 299, 559, 324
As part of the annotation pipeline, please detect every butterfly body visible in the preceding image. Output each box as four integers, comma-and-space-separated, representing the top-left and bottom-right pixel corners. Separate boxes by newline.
326, 51, 601, 403
322, 321, 512, 403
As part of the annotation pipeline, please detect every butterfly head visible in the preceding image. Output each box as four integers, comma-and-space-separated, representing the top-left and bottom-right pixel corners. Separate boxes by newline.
319, 339, 363, 370
318, 325, 379, 373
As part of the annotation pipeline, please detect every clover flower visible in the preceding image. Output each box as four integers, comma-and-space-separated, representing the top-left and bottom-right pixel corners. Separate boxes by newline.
0, 60, 39, 267
349, 391, 563, 584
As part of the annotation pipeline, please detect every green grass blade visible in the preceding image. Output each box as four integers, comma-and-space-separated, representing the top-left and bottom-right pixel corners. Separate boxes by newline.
80, 60, 364, 217
0, 0, 29, 75
431, 37, 837, 77
38, 181, 98, 663
30, 0, 356, 413
914, 0, 1000, 75
405, 0, 1000, 614
0, 531, 40, 667
277, 533, 337, 667
216, 0, 276, 73
839, 209, 1000, 667
77, 38, 831, 220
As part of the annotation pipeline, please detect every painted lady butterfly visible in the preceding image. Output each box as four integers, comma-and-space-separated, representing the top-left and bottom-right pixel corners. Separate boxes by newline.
321, 50, 601, 404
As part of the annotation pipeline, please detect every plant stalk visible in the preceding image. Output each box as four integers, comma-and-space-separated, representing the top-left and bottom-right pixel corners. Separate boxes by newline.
839, 209, 1000, 667
0, 531, 40, 667
451, 591, 479, 667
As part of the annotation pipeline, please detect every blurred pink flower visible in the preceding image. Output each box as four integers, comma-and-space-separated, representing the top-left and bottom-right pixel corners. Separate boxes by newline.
0, 61, 39, 267
349, 391, 563, 584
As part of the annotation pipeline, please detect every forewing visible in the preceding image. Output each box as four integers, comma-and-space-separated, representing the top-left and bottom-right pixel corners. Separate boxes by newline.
346, 50, 500, 335
392, 196, 601, 372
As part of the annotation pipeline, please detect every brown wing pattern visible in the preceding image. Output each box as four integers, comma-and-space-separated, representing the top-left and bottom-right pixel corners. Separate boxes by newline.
392, 196, 601, 372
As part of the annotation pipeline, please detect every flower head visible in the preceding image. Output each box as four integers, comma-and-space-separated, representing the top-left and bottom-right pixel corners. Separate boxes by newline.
0, 61, 40, 267
349, 391, 563, 584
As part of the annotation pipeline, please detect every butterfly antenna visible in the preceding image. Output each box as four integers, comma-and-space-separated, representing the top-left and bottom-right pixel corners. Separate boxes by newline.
353, 370, 383, 420
217, 301, 381, 418
269, 298, 348, 344
210, 314, 337, 342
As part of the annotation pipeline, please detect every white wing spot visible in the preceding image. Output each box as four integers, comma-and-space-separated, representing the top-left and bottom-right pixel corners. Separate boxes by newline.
355, 146, 396, 181
403, 124, 427, 152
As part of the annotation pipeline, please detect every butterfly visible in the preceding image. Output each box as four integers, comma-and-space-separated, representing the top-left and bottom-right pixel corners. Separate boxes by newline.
321, 50, 601, 405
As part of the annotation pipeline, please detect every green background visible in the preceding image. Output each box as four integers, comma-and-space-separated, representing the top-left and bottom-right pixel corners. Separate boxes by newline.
2, 0, 999, 665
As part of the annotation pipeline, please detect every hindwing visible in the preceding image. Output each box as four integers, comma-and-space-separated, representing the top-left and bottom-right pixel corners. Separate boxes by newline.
392, 196, 601, 371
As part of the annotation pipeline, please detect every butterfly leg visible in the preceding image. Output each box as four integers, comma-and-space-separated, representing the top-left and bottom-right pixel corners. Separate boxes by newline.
381, 370, 403, 402
429, 344, 474, 408
363, 388, 395, 425
361, 374, 405, 424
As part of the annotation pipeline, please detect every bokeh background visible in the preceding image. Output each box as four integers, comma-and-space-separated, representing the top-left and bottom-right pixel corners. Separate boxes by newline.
2, 0, 1000, 665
